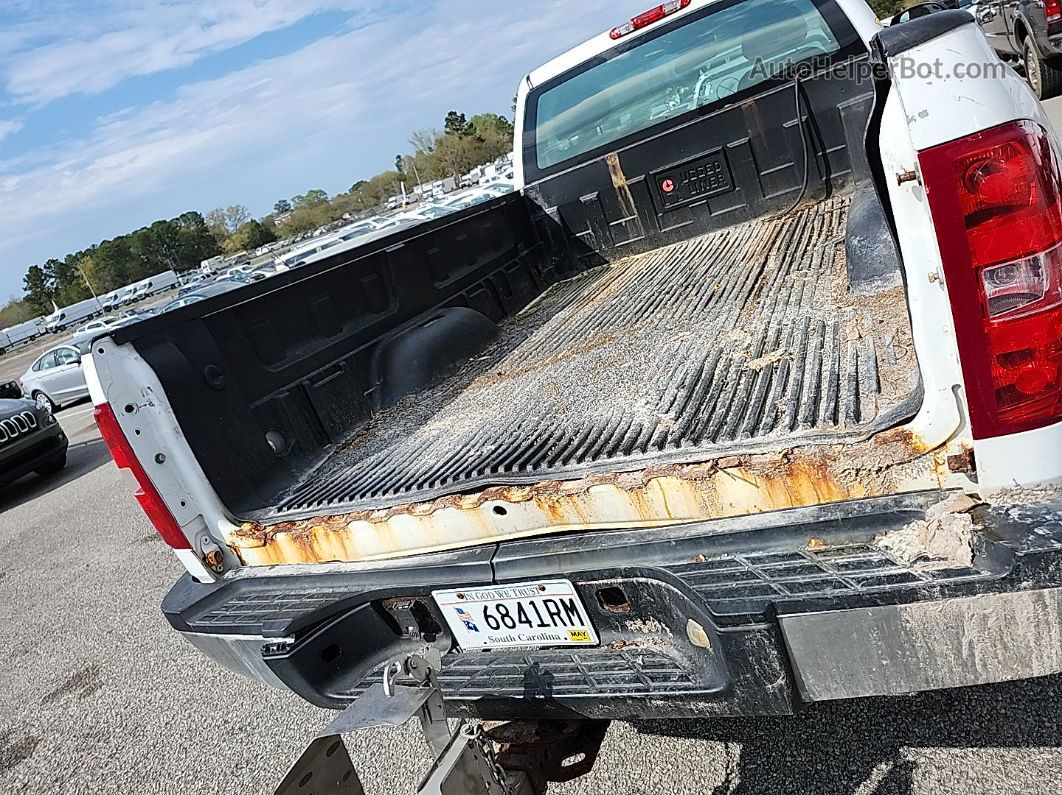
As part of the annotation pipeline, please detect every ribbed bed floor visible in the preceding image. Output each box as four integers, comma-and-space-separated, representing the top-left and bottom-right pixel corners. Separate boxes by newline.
274, 196, 919, 517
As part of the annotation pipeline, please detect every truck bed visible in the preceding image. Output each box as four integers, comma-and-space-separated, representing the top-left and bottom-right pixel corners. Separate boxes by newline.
274, 196, 920, 519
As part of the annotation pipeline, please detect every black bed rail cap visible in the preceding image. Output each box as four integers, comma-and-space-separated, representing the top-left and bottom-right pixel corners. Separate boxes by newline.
870, 9, 975, 65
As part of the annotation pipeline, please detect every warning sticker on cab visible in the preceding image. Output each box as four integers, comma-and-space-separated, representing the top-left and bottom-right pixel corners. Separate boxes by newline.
653, 149, 734, 211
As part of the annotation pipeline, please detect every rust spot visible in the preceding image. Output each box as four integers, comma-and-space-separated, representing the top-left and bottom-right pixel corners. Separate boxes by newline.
947, 445, 976, 474
605, 152, 645, 239
539, 496, 570, 525
226, 430, 945, 566
806, 537, 827, 551
873, 426, 933, 455
203, 548, 225, 569
597, 587, 631, 614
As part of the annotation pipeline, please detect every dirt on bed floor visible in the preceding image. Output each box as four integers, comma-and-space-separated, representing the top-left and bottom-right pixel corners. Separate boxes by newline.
274, 195, 921, 517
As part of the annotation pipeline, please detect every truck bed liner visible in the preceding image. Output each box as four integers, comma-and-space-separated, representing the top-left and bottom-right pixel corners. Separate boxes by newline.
272, 196, 919, 519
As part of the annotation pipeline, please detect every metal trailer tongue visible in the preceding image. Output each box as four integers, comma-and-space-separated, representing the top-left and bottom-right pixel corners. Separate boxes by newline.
275, 649, 609, 794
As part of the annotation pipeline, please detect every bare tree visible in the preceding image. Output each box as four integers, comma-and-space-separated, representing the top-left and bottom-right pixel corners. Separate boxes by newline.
409, 128, 441, 155
224, 204, 251, 231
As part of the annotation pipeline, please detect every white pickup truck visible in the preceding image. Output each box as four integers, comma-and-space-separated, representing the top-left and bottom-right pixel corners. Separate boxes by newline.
86, 0, 1062, 738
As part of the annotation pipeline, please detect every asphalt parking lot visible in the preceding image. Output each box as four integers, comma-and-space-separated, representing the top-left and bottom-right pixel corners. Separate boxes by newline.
5, 99, 1062, 795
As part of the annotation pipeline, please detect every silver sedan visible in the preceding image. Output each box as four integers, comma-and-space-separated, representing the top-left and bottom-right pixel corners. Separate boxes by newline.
19, 341, 91, 412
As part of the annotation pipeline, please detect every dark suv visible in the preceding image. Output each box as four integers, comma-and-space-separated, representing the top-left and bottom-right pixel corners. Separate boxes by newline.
0, 399, 68, 487
976, 0, 1062, 99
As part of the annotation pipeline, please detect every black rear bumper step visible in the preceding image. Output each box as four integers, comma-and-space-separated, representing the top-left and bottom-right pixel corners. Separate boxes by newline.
166, 493, 1062, 718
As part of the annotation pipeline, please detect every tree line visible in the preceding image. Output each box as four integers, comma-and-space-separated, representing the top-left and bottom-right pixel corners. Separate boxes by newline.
19, 212, 220, 316
866, 0, 912, 18
260, 112, 515, 239
9, 109, 514, 319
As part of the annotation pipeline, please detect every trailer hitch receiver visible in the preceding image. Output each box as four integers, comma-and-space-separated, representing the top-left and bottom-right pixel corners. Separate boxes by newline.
274, 651, 610, 794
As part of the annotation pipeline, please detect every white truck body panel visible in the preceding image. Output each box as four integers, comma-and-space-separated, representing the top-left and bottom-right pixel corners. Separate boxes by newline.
91, 6, 1060, 581
79, 4, 1062, 740
514, 0, 886, 188
86, 339, 242, 580
876, 87, 969, 453
880, 20, 1062, 490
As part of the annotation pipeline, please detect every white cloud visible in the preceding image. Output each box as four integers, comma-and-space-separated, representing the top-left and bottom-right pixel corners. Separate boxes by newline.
4, 0, 372, 104
0, 120, 22, 142
0, 0, 647, 288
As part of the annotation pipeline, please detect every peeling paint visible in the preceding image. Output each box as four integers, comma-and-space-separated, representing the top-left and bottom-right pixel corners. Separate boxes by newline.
227, 429, 945, 566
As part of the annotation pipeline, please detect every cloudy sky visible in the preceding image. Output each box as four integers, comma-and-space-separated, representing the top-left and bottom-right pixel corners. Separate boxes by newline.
0, 0, 648, 298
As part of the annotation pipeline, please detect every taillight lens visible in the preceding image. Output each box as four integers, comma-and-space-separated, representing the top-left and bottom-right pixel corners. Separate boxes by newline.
920, 120, 1062, 439
610, 0, 691, 39
1047, 0, 1061, 24
94, 402, 189, 549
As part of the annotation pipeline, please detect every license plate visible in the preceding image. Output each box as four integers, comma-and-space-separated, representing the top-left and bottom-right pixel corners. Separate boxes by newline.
432, 580, 598, 650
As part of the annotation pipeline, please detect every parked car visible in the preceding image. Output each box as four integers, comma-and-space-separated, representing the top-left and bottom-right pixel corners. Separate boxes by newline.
975, 0, 1062, 98
0, 396, 67, 486
156, 279, 246, 314
275, 236, 343, 269
86, 3, 1062, 778
336, 218, 388, 240
178, 272, 208, 290
0, 381, 21, 400
74, 316, 123, 336
20, 340, 91, 412
297, 218, 422, 267
382, 206, 455, 228
177, 283, 206, 298
116, 308, 157, 325
886, 1, 950, 26
441, 183, 517, 212
248, 265, 279, 281
157, 296, 203, 314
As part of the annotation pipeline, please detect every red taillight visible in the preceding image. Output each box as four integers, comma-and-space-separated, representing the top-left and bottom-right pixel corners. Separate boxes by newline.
1047, 0, 1061, 24
94, 402, 189, 549
920, 120, 1062, 439
610, 0, 692, 39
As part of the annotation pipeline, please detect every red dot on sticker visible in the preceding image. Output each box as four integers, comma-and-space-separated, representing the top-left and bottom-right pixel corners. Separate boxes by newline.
661, 179, 675, 193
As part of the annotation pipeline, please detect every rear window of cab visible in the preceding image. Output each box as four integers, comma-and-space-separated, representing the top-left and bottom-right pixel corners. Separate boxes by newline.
522, 0, 865, 180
